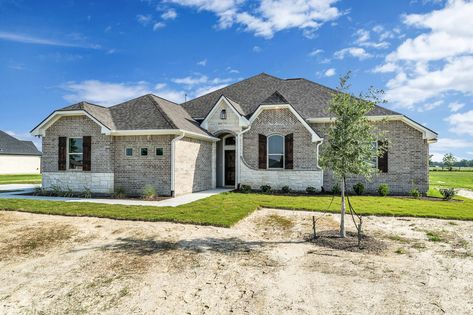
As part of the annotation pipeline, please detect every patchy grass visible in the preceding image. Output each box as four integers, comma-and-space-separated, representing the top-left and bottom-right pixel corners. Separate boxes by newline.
0, 174, 41, 185
395, 247, 407, 254
1, 191, 473, 227
262, 214, 294, 229
430, 171, 473, 190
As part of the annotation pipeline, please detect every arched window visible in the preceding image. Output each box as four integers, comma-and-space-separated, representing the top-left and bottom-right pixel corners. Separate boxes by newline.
267, 135, 284, 168
225, 136, 235, 146
220, 109, 227, 120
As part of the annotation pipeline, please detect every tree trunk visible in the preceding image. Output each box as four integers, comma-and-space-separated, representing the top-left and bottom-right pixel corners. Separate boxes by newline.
340, 178, 346, 238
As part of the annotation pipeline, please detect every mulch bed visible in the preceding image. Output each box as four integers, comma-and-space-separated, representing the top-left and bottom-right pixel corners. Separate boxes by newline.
307, 230, 387, 254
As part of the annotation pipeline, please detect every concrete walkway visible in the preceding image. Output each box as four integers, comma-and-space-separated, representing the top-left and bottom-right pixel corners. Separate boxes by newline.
0, 186, 231, 207
458, 189, 473, 200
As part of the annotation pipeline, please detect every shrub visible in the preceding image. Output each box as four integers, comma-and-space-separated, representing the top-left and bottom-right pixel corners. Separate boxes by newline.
281, 185, 291, 193
240, 184, 252, 193
113, 187, 126, 199
353, 183, 365, 196
63, 187, 74, 198
51, 185, 62, 196
439, 188, 457, 201
332, 183, 341, 195
306, 186, 317, 195
260, 185, 271, 193
378, 184, 389, 196
141, 185, 157, 200
409, 188, 421, 199
82, 187, 92, 198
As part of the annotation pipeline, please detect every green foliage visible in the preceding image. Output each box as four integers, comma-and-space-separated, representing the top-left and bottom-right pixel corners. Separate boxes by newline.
82, 187, 92, 199
319, 72, 386, 180
240, 184, 252, 193
0, 174, 42, 184
141, 185, 157, 200
260, 185, 271, 193
332, 183, 341, 194
409, 188, 421, 199
353, 182, 365, 195
439, 188, 457, 201
281, 185, 291, 193
113, 187, 126, 199
378, 184, 389, 196
430, 171, 473, 190
306, 186, 317, 195
442, 153, 457, 171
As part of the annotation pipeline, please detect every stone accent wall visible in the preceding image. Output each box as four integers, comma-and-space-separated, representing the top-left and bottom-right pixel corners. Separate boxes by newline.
113, 135, 173, 196
311, 120, 430, 194
42, 116, 113, 173
205, 99, 241, 134
174, 137, 213, 196
42, 115, 114, 193
242, 108, 319, 170
42, 172, 114, 193
240, 160, 323, 191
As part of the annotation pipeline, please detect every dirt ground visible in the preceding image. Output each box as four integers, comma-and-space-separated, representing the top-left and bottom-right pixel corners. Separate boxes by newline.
1, 209, 472, 315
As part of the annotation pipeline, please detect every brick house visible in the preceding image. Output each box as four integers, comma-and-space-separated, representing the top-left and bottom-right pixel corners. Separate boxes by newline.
31, 73, 437, 196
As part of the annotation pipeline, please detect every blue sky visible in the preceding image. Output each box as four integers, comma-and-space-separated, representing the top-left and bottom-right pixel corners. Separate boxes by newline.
0, 0, 472, 161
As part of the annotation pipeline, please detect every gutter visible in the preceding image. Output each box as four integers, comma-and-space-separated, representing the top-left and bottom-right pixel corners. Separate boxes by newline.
170, 131, 185, 197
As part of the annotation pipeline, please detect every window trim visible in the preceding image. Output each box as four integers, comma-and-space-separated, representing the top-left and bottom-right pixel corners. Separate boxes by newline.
267, 134, 285, 169
140, 147, 148, 156
125, 148, 133, 156
67, 137, 84, 171
156, 147, 164, 156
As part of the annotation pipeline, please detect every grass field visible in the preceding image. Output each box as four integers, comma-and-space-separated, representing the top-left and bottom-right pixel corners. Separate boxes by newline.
429, 171, 473, 190
0, 174, 42, 185
1, 191, 473, 227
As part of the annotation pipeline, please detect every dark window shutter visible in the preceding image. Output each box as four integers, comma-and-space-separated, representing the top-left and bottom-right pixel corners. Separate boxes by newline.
258, 134, 267, 169
83, 136, 91, 171
58, 137, 67, 171
378, 141, 388, 173
285, 133, 293, 169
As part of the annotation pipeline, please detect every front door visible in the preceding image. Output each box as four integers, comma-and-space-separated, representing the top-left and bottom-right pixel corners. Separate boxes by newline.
224, 150, 235, 186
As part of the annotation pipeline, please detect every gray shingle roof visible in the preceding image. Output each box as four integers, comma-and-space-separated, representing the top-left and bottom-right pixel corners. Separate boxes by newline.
0, 131, 41, 156
181, 73, 400, 119
55, 95, 211, 137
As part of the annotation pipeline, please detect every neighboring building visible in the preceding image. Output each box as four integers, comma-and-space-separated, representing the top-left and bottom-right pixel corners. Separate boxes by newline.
0, 130, 42, 174
31, 73, 437, 196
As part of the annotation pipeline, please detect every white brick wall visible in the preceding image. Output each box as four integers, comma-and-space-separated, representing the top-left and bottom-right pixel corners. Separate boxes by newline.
42, 172, 114, 193
240, 160, 323, 191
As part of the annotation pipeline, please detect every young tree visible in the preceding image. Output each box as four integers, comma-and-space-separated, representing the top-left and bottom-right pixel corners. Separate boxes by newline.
320, 72, 385, 238
442, 153, 456, 171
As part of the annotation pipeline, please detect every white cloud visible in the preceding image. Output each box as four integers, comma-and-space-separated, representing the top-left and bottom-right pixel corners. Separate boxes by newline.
308, 48, 323, 56
446, 110, 473, 136
372, 62, 398, 73
136, 14, 153, 26
172, 75, 209, 86
253, 45, 262, 52
62, 80, 153, 106
161, 9, 177, 20
197, 59, 207, 66
324, 68, 336, 77
195, 84, 229, 97
0, 31, 96, 48
154, 83, 185, 103
153, 22, 166, 30
354, 28, 370, 43
168, 0, 341, 38
448, 102, 465, 112
431, 137, 473, 152
334, 47, 372, 60
377, 0, 473, 108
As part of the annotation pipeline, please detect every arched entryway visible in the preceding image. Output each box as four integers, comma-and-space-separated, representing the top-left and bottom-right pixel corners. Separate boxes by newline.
216, 133, 236, 187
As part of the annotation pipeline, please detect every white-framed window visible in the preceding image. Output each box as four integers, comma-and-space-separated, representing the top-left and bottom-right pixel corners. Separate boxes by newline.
141, 148, 148, 156
125, 148, 133, 156
267, 134, 284, 169
68, 137, 83, 170
220, 109, 227, 120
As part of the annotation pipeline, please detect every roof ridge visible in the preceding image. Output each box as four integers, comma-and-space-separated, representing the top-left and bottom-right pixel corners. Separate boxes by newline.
148, 94, 178, 129
181, 72, 282, 105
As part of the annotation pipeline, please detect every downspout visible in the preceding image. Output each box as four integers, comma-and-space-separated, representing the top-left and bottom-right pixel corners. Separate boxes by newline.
316, 139, 324, 169
171, 131, 185, 197
236, 125, 252, 188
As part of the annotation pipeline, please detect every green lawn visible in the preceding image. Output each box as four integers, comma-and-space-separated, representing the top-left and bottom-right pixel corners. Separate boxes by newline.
1, 191, 473, 227
0, 174, 42, 185
430, 171, 473, 190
